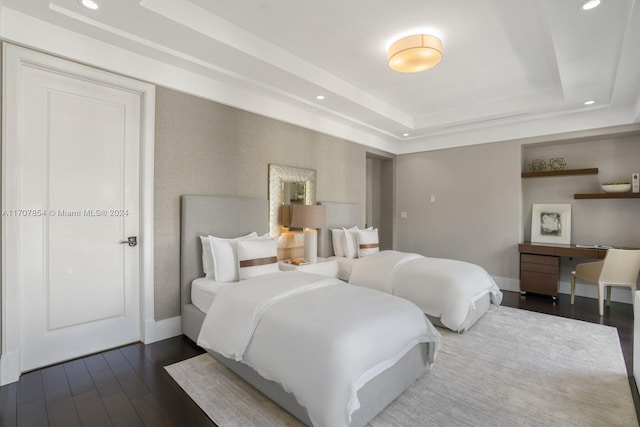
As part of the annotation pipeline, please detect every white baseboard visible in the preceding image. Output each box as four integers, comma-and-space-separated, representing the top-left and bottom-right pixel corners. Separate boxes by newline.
494, 276, 633, 305
634, 292, 640, 388
558, 280, 633, 304
152, 316, 183, 342
493, 276, 520, 293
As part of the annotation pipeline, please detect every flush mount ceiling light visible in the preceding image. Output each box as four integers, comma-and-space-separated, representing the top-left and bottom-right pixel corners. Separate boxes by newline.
581, 0, 601, 10
80, 0, 100, 10
388, 34, 443, 73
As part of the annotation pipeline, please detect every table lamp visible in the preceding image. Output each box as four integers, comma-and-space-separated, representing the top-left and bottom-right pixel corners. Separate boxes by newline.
291, 204, 326, 262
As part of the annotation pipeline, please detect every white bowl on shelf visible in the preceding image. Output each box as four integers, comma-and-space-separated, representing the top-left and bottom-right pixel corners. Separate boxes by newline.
601, 183, 631, 193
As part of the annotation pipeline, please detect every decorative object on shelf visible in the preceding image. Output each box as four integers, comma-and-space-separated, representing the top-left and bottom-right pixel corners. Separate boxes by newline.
548, 157, 566, 171
601, 182, 631, 193
531, 204, 572, 245
632, 173, 639, 193
529, 159, 546, 172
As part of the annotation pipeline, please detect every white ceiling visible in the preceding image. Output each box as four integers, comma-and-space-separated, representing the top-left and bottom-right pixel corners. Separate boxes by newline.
2, 0, 640, 154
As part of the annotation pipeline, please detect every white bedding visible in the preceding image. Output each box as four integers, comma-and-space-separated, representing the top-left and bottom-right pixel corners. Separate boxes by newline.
197, 270, 441, 427
334, 256, 358, 281
349, 250, 503, 332
191, 277, 232, 313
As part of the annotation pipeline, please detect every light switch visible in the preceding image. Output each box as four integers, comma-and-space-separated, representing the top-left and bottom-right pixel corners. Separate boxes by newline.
430, 195, 436, 203
400, 211, 408, 219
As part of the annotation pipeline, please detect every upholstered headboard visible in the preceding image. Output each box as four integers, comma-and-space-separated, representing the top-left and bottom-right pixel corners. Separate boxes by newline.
180, 195, 269, 312
317, 201, 362, 258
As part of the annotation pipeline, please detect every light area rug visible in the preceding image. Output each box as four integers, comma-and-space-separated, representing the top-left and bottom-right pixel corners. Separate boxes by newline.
165, 307, 638, 427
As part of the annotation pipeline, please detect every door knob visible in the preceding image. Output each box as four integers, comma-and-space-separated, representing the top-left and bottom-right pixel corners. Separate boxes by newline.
120, 236, 137, 247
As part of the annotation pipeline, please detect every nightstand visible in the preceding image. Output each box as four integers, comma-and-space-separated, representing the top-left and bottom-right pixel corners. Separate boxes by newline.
279, 257, 338, 278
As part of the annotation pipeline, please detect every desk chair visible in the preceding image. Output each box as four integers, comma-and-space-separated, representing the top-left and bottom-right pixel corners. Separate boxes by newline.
570, 249, 640, 316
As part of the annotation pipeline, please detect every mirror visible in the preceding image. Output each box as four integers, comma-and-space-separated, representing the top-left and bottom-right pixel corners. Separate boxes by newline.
269, 164, 316, 240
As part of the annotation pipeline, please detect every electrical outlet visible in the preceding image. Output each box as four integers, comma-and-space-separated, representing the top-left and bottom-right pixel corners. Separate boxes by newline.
430, 195, 436, 203
400, 211, 408, 219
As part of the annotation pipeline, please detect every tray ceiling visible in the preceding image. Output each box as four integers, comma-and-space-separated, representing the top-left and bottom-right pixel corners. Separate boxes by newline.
2, 0, 639, 153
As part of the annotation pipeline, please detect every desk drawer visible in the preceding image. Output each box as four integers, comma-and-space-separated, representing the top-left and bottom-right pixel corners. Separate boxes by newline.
521, 254, 559, 266
520, 254, 559, 297
521, 262, 558, 275
520, 271, 558, 296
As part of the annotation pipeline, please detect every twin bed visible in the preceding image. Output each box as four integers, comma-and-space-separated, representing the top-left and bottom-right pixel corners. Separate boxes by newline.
180, 195, 502, 426
180, 196, 441, 427
318, 201, 503, 333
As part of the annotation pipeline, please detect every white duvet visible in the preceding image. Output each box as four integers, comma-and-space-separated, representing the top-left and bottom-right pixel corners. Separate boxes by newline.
197, 270, 441, 427
349, 251, 503, 332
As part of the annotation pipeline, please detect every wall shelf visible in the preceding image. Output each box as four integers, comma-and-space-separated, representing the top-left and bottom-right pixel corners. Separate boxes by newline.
574, 193, 640, 199
521, 168, 598, 178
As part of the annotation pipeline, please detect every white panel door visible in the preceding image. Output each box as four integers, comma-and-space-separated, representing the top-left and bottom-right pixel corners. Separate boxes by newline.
16, 58, 141, 371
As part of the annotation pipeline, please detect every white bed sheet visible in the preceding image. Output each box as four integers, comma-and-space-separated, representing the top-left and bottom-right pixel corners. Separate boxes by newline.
191, 277, 233, 313
197, 270, 441, 427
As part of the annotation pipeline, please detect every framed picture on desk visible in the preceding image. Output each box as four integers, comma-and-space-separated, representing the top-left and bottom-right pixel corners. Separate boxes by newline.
531, 203, 572, 245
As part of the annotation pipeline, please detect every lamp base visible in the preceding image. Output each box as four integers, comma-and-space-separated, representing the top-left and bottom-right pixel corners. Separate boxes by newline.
303, 229, 318, 263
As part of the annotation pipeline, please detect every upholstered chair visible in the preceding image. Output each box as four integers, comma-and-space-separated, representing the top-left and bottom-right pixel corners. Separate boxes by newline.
570, 249, 640, 316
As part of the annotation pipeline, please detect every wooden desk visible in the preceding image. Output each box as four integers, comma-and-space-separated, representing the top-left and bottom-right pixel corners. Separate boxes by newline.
518, 242, 607, 298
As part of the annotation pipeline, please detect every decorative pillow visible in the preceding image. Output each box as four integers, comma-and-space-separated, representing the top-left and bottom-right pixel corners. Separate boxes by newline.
237, 237, 279, 280
357, 228, 379, 258
201, 232, 257, 281
342, 226, 360, 259
331, 228, 345, 257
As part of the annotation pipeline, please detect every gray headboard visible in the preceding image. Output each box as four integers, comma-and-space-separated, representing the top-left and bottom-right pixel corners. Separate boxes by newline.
317, 201, 362, 258
180, 195, 269, 311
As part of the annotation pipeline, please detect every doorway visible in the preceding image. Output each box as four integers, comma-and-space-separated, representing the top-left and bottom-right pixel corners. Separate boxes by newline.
366, 153, 394, 249
1, 44, 155, 384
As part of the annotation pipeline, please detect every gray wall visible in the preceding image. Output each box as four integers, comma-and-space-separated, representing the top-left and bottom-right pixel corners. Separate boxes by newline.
395, 140, 522, 282
154, 87, 367, 320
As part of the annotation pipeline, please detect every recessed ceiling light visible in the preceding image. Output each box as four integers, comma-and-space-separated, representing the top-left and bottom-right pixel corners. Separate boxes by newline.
402, 133, 410, 137
581, 0, 601, 11
584, 100, 595, 105
315, 95, 325, 100
80, 0, 100, 10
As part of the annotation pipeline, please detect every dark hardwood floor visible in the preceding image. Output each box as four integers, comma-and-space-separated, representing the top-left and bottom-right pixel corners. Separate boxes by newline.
0, 335, 214, 427
0, 290, 637, 426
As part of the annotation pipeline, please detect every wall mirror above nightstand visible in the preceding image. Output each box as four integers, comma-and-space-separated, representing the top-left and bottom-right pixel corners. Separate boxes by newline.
268, 164, 317, 256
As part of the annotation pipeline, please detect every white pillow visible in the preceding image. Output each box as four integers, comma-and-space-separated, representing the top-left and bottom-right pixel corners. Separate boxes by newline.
342, 226, 359, 259
200, 235, 216, 279
357, 228, 379, 258
237, 237, 279, 280
331, 229, 345, 257
201, 232, 257, 281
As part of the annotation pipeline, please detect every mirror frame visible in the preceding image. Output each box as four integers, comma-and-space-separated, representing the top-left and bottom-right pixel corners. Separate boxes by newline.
268, 164, 317, 238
